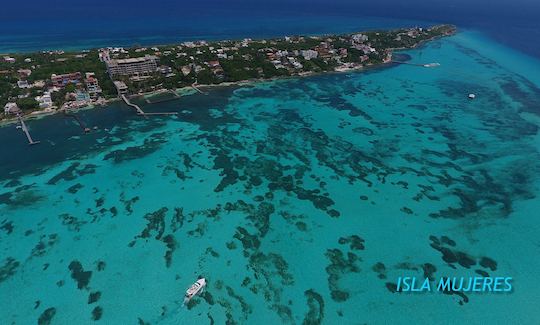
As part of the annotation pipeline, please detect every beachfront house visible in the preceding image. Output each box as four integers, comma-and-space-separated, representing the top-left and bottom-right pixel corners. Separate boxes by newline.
4, 102, 21, 115
85, 73, 102, 99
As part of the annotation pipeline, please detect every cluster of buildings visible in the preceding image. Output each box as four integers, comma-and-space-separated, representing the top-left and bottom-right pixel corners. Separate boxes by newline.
260, 37, 355, 72
94, 32, 379, 94
50, 72, 102, 104
206, 60, 224, 78
99, 49, 165, 93
393, 27, 424, 41
350, 33, 377, 61
92, 32, 384, 94
6, 69, 104, 115
265, 49, 305, 70
180, 63, 203, 76
85, 73, 102, 98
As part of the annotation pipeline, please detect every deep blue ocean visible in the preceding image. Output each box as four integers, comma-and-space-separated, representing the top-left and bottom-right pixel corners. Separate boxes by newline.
1, 0, 540, 58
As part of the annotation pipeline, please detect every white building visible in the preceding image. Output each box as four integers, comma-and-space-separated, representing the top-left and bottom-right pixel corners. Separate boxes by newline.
352, 34, 369, 43
106, 55, 158, 76
4, 102, 20, 115
84, 72, 102, 98
301, 50, 318, 60
17, 80, 31, 89
36, 92, 53, 109
113, 81, 129, 94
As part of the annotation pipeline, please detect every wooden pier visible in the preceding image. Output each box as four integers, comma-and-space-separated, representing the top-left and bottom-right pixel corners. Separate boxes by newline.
144, 90, 181, 104
191, 83, 208, 95
121, 94, 177, 117
16, 113, 40, 145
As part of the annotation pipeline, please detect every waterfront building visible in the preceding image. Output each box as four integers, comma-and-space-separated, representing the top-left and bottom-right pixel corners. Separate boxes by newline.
85, 73, 102, 98
113, 81, 129, 95
3, 56, 16, 63
106, 55, 158, 77
51, 72, 82, 88
4, 102, 20, 115
75, 91, 91, 102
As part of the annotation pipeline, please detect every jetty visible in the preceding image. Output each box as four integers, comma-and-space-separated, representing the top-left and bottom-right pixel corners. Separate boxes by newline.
145, 90, 181, 104
16, 113, 40, 145
191, 83, 208, 95
121, 94, 177, 117
392, 61, 440, 68
121, 94, 147, 117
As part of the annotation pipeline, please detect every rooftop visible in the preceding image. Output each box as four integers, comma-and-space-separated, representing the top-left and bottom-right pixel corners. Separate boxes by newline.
109, 55, 157, 65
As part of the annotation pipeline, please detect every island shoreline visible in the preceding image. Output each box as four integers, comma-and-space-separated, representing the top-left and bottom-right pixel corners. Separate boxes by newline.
0, 25, 456, 127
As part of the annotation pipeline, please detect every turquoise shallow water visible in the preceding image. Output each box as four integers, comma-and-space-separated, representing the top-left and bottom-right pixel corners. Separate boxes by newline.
1, 31, 540, 324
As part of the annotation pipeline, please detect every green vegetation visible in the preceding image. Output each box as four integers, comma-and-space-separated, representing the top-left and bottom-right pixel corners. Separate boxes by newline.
0, 24, 455, 120
16, 97, 38, 110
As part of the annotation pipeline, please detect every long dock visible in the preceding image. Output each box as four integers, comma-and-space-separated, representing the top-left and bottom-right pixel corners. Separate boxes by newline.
191, 83, 208, 95
16, 113, 40, 145
145, 90, 181, 104
121, 94, 147, 117
121, 94, 177, 117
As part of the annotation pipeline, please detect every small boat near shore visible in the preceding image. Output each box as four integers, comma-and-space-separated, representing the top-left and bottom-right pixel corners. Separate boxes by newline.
183, 278, 206, 305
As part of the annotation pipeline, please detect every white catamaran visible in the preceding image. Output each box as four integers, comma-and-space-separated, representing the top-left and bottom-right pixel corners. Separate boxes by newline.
183, 278, 206, 305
